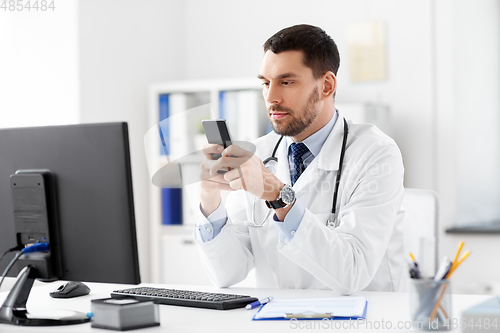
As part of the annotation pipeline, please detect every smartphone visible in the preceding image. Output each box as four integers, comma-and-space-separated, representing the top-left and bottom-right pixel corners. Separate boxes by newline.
202, 119, 233, 173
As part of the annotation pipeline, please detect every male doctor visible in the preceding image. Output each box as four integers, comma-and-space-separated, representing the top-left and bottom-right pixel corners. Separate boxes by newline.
195, 24, 404, 294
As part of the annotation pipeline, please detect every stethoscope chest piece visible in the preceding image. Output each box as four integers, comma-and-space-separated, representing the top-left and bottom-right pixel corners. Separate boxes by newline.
262, 156, 278, 175
326, 213, 340, 229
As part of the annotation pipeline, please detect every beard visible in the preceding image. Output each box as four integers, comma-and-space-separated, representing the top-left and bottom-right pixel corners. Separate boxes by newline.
269, 87, 320, 137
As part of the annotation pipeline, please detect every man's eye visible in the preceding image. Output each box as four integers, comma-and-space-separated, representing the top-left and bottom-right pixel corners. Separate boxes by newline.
262, 82, 270, 87
282, 81, 292, 86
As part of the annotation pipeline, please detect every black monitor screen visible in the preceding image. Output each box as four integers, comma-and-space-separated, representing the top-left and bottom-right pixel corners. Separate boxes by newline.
0, 122, 140, 284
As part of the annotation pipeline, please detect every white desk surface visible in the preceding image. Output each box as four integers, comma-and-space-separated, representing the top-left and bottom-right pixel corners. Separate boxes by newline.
0, 281, 491, 333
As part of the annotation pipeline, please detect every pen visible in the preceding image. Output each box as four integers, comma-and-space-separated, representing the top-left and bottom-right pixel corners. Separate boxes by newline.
245, 296, 274, 310
408, 261, 419, 279
430, 243, 471, 321
409, 253, 421, 279
447, 250, 470, 278
434, 256, 452, 281
452, 241, 464, 264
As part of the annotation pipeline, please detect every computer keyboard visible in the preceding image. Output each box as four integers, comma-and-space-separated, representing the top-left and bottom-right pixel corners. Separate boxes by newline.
110, 287, 258, 310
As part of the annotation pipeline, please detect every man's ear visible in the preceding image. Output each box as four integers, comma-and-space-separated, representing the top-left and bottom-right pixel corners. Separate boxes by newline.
321, 71, 336, 100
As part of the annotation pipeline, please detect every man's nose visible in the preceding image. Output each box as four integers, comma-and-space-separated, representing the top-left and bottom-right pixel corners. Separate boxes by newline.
265, 83, 282, 105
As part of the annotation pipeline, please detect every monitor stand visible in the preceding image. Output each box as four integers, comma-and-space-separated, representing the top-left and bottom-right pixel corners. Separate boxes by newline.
0, 265, 89, 326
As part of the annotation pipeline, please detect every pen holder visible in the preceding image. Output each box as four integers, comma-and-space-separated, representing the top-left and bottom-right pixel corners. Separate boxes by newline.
410, 279, 451, 331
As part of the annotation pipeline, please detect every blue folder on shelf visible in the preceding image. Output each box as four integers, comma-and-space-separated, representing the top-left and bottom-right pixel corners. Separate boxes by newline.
252, 297, 367, 321
161, 188, 182, 225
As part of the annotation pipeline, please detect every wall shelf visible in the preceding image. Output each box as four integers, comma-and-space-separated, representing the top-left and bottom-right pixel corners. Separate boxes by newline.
446, 221, 500, 234
147, 77, 267, 285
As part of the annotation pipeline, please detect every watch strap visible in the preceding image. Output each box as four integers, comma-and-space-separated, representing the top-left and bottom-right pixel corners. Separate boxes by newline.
265, 198, 286, 209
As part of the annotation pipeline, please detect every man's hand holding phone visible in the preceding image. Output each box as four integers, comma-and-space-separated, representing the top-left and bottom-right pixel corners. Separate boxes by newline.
217, 145, 284, 201
199, 120, 284, 217
200, 143, 284, 217
200, 120, 234, 216
199, 143, 235, 216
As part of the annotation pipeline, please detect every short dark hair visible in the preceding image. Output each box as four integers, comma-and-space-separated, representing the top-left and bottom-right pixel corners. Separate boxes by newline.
263, 24, 340, 78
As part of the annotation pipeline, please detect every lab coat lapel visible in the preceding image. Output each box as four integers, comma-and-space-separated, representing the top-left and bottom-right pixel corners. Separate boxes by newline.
291, 153, 318, 193
316, 112, 346, 172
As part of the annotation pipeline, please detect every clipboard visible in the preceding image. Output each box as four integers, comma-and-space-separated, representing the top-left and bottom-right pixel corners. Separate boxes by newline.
252, 297, 368, 321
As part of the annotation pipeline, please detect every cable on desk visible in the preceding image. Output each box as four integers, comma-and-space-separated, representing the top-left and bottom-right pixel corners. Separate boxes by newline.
0, 251, 23, 291
0, 245, 24, 263
0, 243, 49, 290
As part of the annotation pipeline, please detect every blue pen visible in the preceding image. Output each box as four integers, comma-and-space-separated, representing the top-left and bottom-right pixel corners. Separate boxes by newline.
245, 296, 274, 310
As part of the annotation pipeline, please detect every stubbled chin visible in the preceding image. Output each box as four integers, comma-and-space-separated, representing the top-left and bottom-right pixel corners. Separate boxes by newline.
270, 119, 282, 126
271, 119, 288, 131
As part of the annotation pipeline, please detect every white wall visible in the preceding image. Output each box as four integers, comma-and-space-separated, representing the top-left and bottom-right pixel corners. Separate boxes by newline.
184, 0, 435, 190
454, 0, 500, 226
78, 0, 186, 282
436, 0, 500, 294
0, 1, 79, 127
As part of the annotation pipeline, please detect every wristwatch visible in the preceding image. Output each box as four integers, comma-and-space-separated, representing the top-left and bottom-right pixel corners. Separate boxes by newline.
265, 184, 296, 209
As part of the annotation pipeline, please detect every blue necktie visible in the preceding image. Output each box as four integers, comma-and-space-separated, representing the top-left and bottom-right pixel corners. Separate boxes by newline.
290, 142, 309, 185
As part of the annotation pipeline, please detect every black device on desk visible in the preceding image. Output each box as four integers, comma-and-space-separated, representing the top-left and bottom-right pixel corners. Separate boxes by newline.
50, 281, 91, 299
0, 123, 140, 326
111, 287, 258, 310
0, 122, 258, 327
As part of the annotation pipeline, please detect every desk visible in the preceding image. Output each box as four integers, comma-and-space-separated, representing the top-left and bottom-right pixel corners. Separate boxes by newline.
0, 281, 491, 333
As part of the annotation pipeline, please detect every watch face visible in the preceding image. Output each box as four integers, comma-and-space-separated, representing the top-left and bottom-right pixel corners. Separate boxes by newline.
281, 186, 295, 205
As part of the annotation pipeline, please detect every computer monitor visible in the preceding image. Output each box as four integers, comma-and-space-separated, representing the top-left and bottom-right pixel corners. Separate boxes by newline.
0, 122, 140, 325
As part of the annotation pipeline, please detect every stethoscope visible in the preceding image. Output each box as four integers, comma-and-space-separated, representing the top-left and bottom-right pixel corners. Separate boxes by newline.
249, 118, 349, 228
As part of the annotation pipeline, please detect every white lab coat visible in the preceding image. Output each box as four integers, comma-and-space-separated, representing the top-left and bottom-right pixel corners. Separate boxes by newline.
195, 112, 404, 294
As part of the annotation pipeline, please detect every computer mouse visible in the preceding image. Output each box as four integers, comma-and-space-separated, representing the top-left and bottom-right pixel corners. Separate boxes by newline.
49, 281, 91, 298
